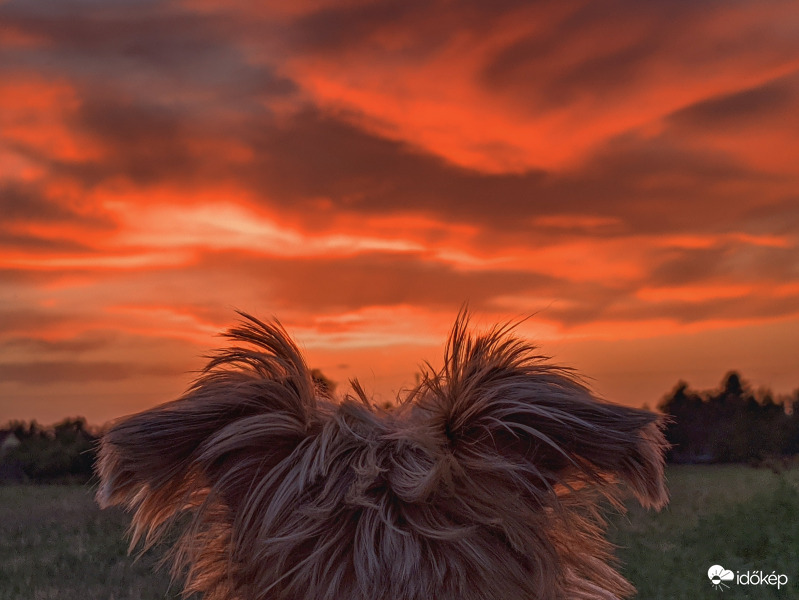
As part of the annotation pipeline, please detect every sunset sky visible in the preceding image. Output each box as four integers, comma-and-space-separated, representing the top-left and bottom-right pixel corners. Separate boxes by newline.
1, 0, 798, 425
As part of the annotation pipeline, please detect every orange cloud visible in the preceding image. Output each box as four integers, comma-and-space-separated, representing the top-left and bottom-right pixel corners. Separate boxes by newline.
637, 284, 755, 304
283, 2, 799, 173
0, 78, 101, 164
1, 0, 798, 424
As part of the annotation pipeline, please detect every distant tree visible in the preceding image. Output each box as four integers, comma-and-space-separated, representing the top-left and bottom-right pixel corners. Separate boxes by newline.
660, 382, 712, 462
1, 417, 98, 483
659, 372, 798, 464
722, 371, 744, 397
310, 369, 337, 396
785, 390, 799, 455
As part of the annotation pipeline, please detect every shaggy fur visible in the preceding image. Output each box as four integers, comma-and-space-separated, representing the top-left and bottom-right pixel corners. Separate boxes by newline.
96, 311, 668, 600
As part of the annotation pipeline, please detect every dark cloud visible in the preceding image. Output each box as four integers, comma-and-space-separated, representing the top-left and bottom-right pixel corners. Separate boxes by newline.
0, 183, 81, 223
3, 0, 789, 239
0, 310, 73, 336
480, 3, 670, 109
740, 198, 799, 238
650, 248, 727, 286
244, 108, 546, 221
0, 231, 90, 253
25, 94, 783, 243
477, 0, 799, 117
5, 11, 221, 59
240, 108, 769, 235
1, 2, 293, 92
530, 283, 635, 327
565, 134, 775, 229
0, 269, 50, 285
260, 115, 783, 234
197, 250, 557, 314
288, 0, 531, 55
0, 0, 797, 423
1, 0, 165, 18
542, 276, 799, 328
0, 183, 112, 248
165, 250, 660, 330
651, 244, 799, 286
197, 245, 799, 327
605, 294, 799, 327
44, 91, 246, 186
0, 360, 180, 385
668, 76, 797, 130
291, 1, 423, 53
65, 95, 203, 185
0, 333, 117, 354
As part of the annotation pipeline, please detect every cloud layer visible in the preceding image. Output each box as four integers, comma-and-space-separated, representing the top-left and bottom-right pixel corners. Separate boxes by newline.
1, 0, 798, 423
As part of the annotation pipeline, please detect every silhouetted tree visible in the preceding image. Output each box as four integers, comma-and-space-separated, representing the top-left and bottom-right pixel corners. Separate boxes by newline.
1, 417, 98, 483
659, 372, 798, 464
310, 369, 337, 396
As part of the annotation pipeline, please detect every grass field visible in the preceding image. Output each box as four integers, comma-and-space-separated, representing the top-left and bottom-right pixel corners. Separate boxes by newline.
609, 464, 799, 599
0, 485, 182, 600
1, 465, 797, 599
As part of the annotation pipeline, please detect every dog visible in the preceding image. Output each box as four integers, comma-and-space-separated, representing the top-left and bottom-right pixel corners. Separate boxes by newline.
96, 311, 667, 600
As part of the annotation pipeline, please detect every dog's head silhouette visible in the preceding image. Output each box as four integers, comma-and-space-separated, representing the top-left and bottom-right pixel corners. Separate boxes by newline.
96, 312, 667, 600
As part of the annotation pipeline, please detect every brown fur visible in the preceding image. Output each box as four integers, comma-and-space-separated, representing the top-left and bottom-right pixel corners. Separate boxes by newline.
96, 311, 668, 599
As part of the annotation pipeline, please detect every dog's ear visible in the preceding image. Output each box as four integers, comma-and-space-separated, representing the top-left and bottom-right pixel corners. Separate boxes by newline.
415, 313, 668, 510
95, 313, 320, 567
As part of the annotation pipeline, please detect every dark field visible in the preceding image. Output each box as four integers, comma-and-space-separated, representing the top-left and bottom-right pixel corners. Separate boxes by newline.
609, 464, 799, 599
1, 466, 798, 599
0, 485, 180, 600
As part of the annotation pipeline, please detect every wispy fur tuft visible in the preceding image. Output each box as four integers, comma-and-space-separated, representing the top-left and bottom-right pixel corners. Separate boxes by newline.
96, 310, 668, 600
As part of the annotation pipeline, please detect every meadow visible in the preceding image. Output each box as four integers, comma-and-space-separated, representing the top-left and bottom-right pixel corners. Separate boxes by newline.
1, 465, 797, 599
609, 464, 799, 599
0, 485, 181, 600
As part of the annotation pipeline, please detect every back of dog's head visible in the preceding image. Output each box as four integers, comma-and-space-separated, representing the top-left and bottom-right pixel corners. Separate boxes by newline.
96, 312, 667, 600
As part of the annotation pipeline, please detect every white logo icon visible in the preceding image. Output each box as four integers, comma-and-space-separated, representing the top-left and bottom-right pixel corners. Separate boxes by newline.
708, 565, 735, 591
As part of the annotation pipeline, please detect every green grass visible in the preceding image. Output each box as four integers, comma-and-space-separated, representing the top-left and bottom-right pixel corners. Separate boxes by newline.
0, 485, 182, 600
610, 465, 799, 599
1, 466, 797, 599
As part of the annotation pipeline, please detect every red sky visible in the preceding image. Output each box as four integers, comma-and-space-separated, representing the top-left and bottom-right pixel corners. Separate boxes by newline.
1, 0, 798, 425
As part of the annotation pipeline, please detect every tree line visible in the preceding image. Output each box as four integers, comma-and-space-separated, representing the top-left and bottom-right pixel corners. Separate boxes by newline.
659, 371, 799, 464
2, 371, 799, 482
0, 418, 98, 483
